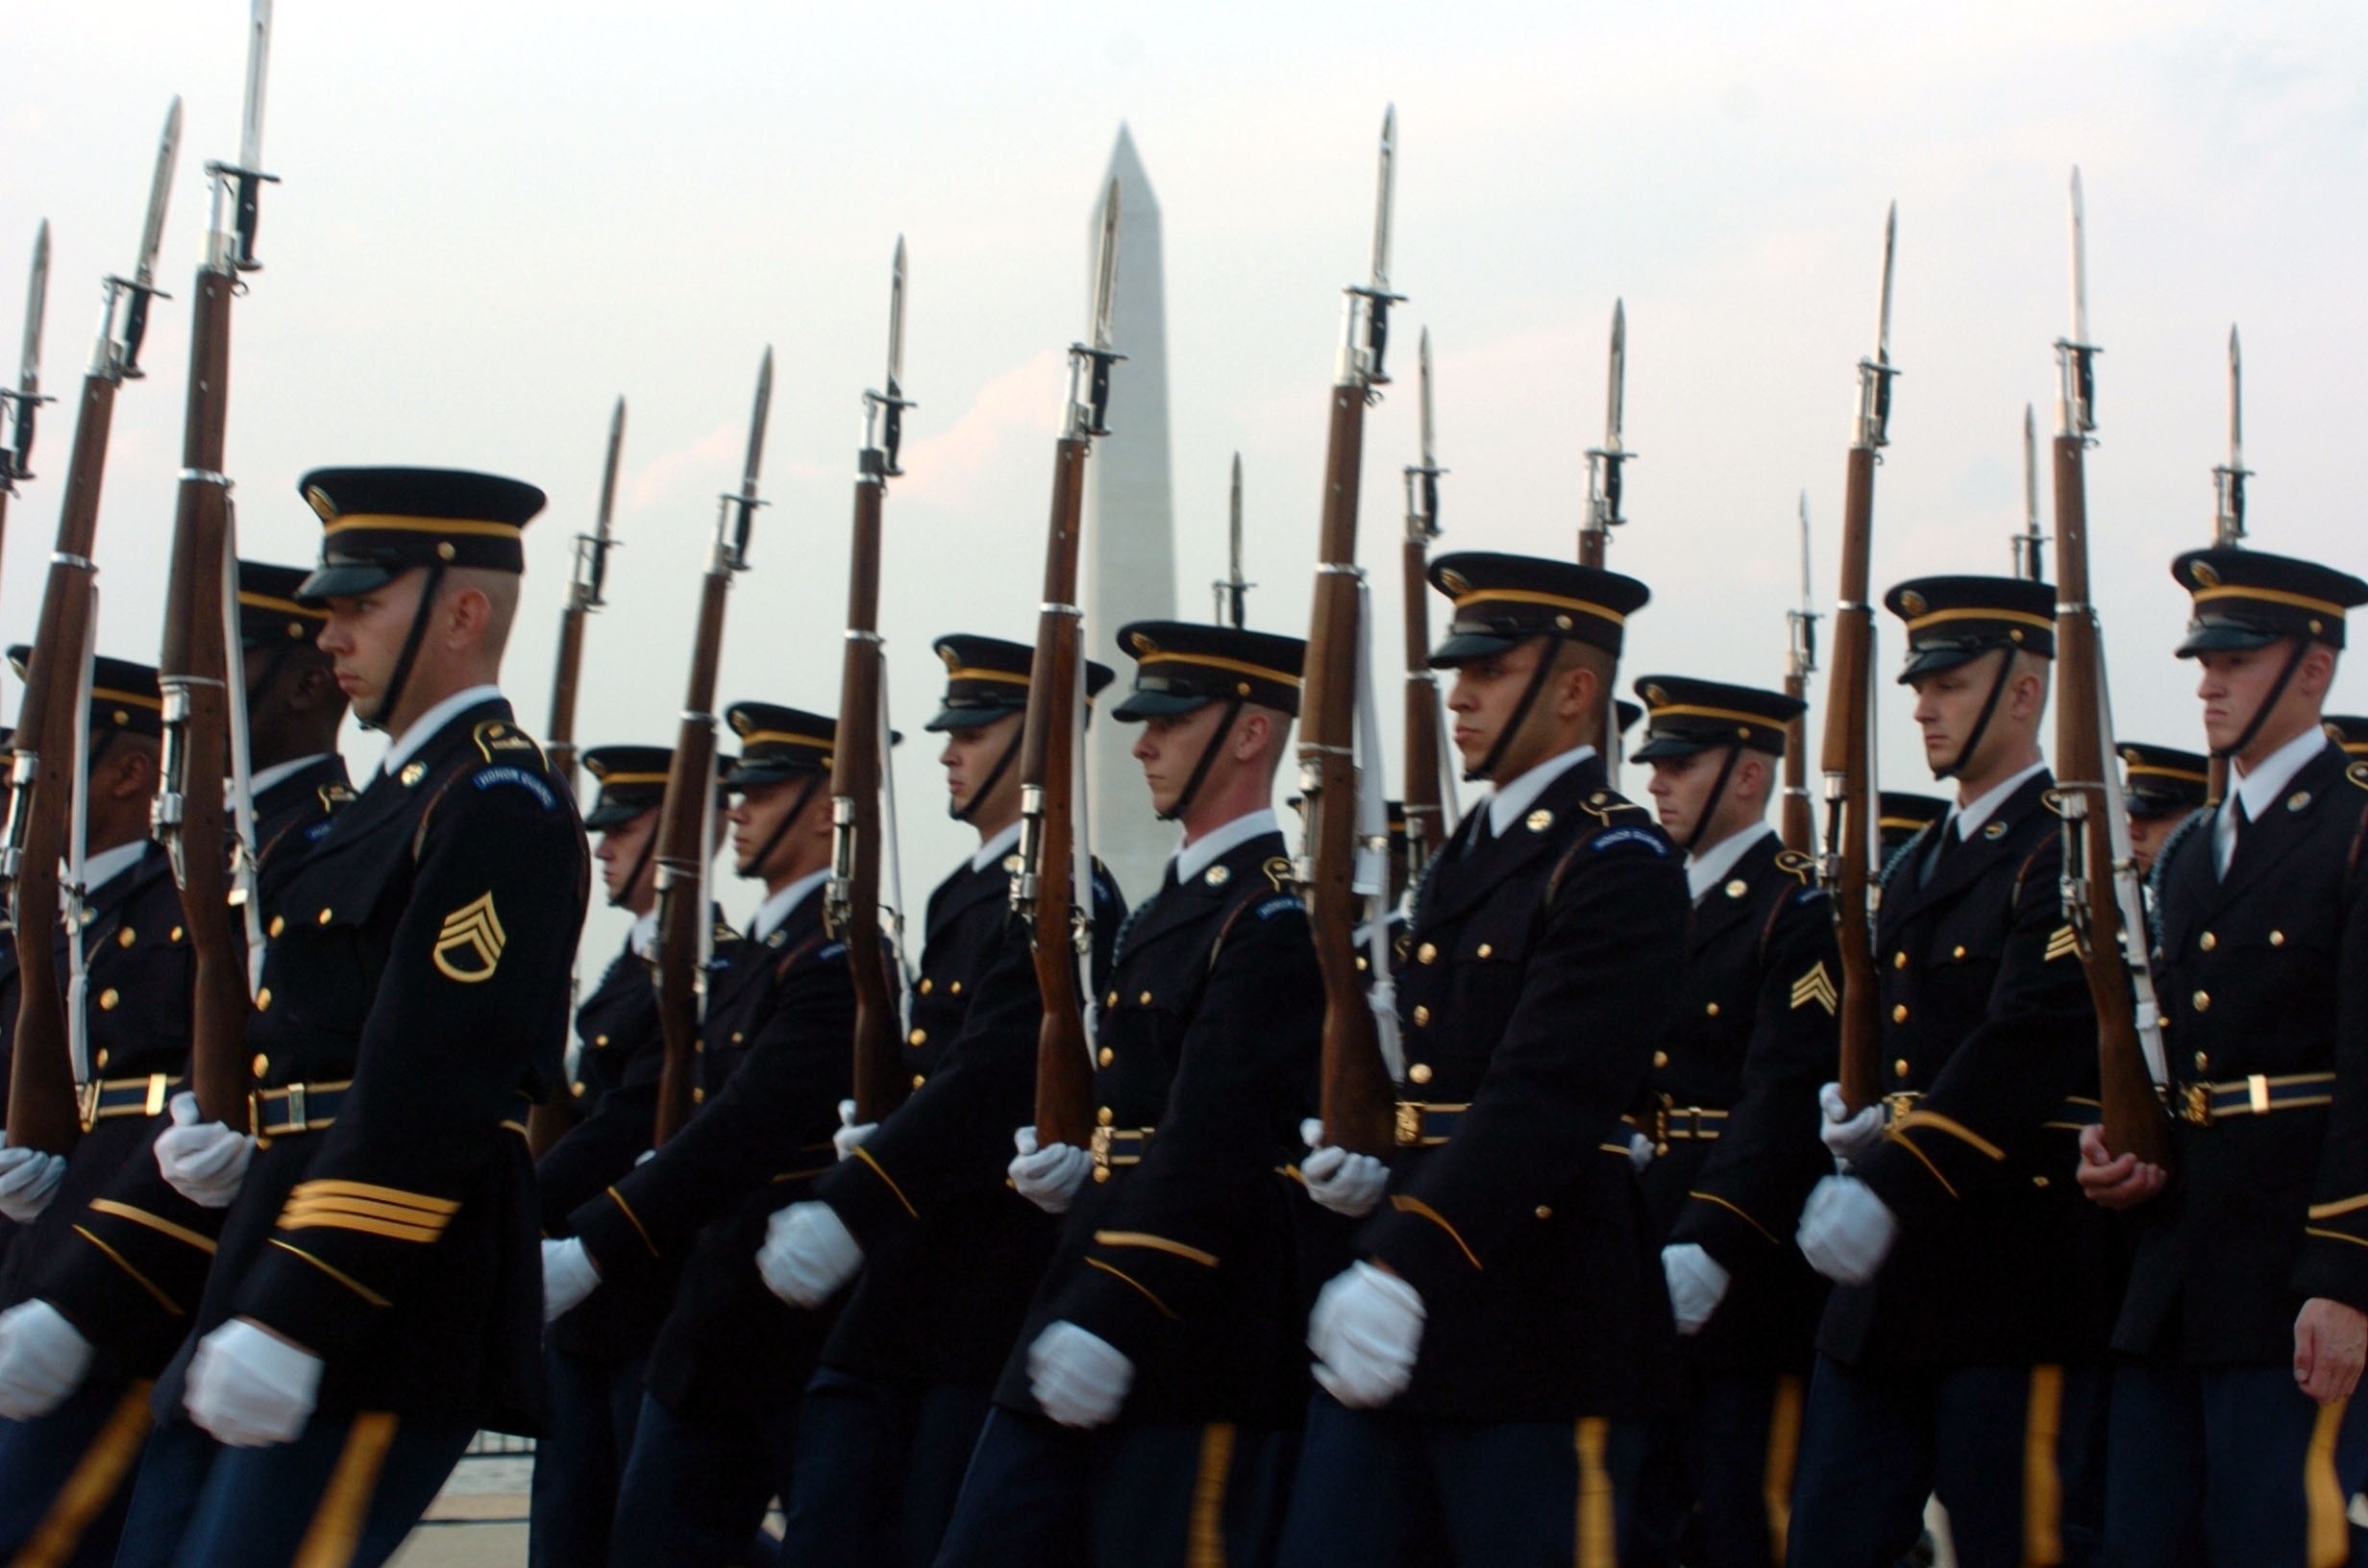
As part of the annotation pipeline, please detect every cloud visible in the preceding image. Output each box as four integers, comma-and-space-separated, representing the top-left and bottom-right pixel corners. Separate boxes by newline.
624, 422, 742, 511
896, 348, 1064, 503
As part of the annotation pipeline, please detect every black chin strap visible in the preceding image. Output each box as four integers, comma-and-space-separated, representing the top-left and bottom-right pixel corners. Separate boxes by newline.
1159, 698, 1244, 822
1936, 647, 2015, 782
611, 817, 659, 910
361, 564, 447, 733
2217, 638, 2313, 762
953, 723, 1023, 823
1469, 633, 1568, 783
1685, 745, 1745, 854
746, 772, 824, 882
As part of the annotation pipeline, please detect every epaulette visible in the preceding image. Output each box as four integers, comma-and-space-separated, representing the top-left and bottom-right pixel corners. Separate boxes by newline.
473, 720, 549, 768
1262, 855, 1295, 894
1546, 796, 1673, 902
2350, 760, 2368, 793
1774, 847, 1817, 886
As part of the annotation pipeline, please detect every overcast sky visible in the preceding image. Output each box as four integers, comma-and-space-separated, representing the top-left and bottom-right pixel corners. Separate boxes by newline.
7, 1, 2364, 955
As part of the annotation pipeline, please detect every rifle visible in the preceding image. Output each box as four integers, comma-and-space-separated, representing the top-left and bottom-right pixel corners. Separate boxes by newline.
1580, 300, 1633, 760
1401, 326, 1450, 887
1017, 184, 1122, 1151
3, 99, 182, 1156
2047, 170, 2174, 1166
1299, 107, 1401, 1158
2205, 327, 2248, 805
1781, 492, 1817, 854
1817, 203, 1898, 1115
651, 348, 772, 1147
157, 5, 277, 1130
832, 237, 913, 1125
1213, 453, 1250, 627
0, 220, 54, 600
547, 397, 626, 790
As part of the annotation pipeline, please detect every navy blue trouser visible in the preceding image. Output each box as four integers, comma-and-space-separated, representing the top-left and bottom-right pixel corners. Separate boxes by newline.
933, 1406, 1295, 1568
0, 1377, 153, 1568
109, 1409, 473, 1568
776, 1367, 992, 1568
1273, 1391, 1648, 1567
1786, 1354, 2106, 1568
1630, 1368, 1810, 1568
2104, 1360, 2368, 1567
529, 1347, 648, 1568
608, 1390, 801, 1568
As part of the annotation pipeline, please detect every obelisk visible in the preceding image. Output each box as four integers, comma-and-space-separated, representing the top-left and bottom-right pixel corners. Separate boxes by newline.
1085, 125, 1178, 901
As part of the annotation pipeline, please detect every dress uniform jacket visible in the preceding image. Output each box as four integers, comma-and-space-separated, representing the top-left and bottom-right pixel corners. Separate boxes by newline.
566, 888, 855, 1417
154, 700, 586, 1433
990, 826, 1321, 1429
1358, 756, 1690, 1422
1820, 770, 2123, 1370
1640, 829, 1838, 1373
2116, 741, 2368, 1365
817, 849, 1123, 1388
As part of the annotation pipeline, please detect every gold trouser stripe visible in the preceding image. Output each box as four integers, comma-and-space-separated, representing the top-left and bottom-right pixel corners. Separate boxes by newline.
88, 1198, 218, 1253
606, 1186, 660, 1259
15, 1380, 155, 1568
1082, 1258, 1176, 1320
269, 1238, 392, 1309
69, 1226, 183, 1315
1389, 1194, 1481, 1271
1094, 1230, 1220, 1267
1687, 1188, 1779, 1247
851, 1146, 916, 1218
1881, 1127, 1961, 1199
2306, 1396, 2350, 1568
1764, 1373, 1805, 1565
1890, 1109, 2007, 1162
1574, 1416, 1615, 1568
1187, 1421, 1236, 1568
2022, 1364, 2063, 1567
2308, 1192, 2368, 1221
292, 1411, 400, 1568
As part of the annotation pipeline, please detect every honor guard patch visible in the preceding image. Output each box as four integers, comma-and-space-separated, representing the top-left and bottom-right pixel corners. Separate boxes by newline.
1791, 961, 1838, 1015
2044, 924, 2079, 964
1591, 826, 1668, 857
432, 893, 506, 983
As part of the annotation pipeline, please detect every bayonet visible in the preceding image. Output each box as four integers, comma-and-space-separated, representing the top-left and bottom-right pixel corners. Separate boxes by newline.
133, 99, 180, 292
1067, 182, 1124, 439
1403, 326, 1443, 544
102, 97, 182, 380
2212, 324, 2248, 546
863, 236, 913, 480
2, 222, 51, 488
716, 346, 773, 570
2015, 403, 2046, 578
2057, 169, 2098, 439
571, 397, 626, 611
1213, 453, 1250, 626
238, 0, 272, 174
1581, 299, 1635, 562
1789, 491, 1817, 678
1854, 202, 1901, 451
1340, 106, 1401, 392
206, 0, 282, 273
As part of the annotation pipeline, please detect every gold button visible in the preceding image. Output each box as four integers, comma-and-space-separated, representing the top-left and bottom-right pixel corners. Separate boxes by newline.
1106, 992, 1119, 1008
1098, 1048, 1114, 1067
1893, 950, 1908, 969
317, 908, 333, 924
117, 926, 136, 948
1652, 1050, 1669, 1068
1705, 1002, 1720, 1018
732, 1031, 745, 1043
1725, 878, 1749, 899
696, 1041, 704, 1054
1476, 943, 1493, 959
2270, 931, 2285, 946
1892, 1003, 1909, 1023
1952, 944, 1966, 960
1097, 1107, 1115, 1127
1418, 943, 1438, 965
571, 1081, 586, 1097
1893, 1058, 1911, 1078
257, 988, 272, 1012
1414, 1005, 1431, 1026
2033, 1175, 2051, 1188
693, 1087, 705, 1104
950, 981, 963, 995
919, 978, 933, 994
98, 988, 119, 1011
268, 915, 285, 938
1535, 1205, 1553, 1220
1355, 955, 1368, 971
2192, 990, 2210, 1014
170, 924, 184, 943
2194, 1052, 2209, 1071
1409, 1063, 1433, 1085
94, 1049, 108, 1068
595, 1034, 609, 1047
1094, 1166, 1111, 1184
1138, 991, 1152, 1005
2199, 932, 2216, 952
908, 1028, 927, 1046
912, 1073, 925, 1090
252, 1054, 269, 1077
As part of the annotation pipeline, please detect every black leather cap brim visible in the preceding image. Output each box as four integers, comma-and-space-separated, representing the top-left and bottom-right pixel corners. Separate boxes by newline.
1633, 734, 1718, 762
1111, 688, 1212, 723
294, 560, 402, 605
584, 799, 658, 830
925, 701, 1023, 734
1426, 629, 1521, 669
2176, 622, 2283, 658
1896, 644, 2001, 684
725, 761, 822, 789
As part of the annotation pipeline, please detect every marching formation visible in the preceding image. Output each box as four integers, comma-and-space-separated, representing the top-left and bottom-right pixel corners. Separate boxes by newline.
0, 14, 2361, 1568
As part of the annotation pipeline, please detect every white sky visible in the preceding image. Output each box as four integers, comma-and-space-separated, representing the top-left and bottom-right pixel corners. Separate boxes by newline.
7, 1, 2365, 958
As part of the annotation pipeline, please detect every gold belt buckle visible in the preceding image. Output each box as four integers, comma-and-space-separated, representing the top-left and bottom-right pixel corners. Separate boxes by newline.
1088, 1123, 1113, 1172
247, 1089, 269, 1140
1395, 1101, 1423, 1148
76, 1080, 101, 1132
2183, 1083, 2213, 1126
1884, 1090, 1916, 1126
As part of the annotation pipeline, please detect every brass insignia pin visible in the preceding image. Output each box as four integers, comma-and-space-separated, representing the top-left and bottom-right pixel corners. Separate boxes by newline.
1527, 809, 1554, 833
1984, 821, 2007, 840
400, 761, 428, 787
1900, 590, 1927, 618
2190, 559, 2222, 588
1725, 878, 1748, 898
1203, 864, 1231, 888
2288, 791, 2310, 812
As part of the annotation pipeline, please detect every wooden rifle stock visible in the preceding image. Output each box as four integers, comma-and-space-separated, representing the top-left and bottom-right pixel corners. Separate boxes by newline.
1400, 535, 1444, 885
651, 568, 728, 1147
524, 591, 588, 1158
1821, 443, 1885, 1114
834, 475, 903, 1123
1023, 438, 1093, 1148
1781, 679, 1814, 854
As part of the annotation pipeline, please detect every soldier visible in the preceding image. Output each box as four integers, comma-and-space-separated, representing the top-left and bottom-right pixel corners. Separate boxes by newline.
1277, 552, 1690, 1566
2115, 743, 2208, 876
758, 634, 1123, 1568
1625, 675, 1839, 1567
541, 704, 858, 1563
929, 621, 1320, 1568
1878, 792, 1947, 862
98, 468, 589, 1568
1788, 576, 2117, 1567
2077, 550, 2368, 1562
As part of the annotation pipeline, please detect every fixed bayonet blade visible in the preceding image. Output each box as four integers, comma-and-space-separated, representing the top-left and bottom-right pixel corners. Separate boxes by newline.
1229, 453, 1244, 581
135, 98, 184, 289
2227, 323, 2243, 471
885, 235, 908, 403
18, 221, 48, 395
1369, 105, 1396, 293
1604, 299, 1627, 453
596, 396, 626, 537
2023, 404, 2038, 534
2068, 168, 2088, 348
1089, 180, 1121, 354
1798, 491, 1813, 607
741, 346, 774, 500
238, 0, 273, 171
1875, 201, 1897, 366
1418, 327, 1436, 471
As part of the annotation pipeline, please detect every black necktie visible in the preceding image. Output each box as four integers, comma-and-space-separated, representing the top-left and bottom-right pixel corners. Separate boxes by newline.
2221, 796, 2250, 879
1920, 819, 1961, 889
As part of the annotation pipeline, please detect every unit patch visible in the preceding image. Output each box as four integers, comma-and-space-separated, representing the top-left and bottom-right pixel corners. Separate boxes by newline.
432, 893, 506, 983
473, 766, 557, 810
1591, 826, 1668, 857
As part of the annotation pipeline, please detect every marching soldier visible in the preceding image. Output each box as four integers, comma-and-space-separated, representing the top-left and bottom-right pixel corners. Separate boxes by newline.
1788, 576, 2118, 1567
2078, 550, 2368, 1562
930, 622, 1321, 1568
541, 704, 858, 1563
1627, 675, 1839, 1567
2116, 743, 2208, 877
758, 634, 1123, 1568
1278, 553, 1690, 1566
101, 468, 588, 1568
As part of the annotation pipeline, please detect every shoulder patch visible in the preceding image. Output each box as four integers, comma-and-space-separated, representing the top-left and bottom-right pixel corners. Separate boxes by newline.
1774, 847, 1816, 884
472, 766, 558, 810
814, 942, 850, 963
1591, 825, 1669, 857
473, 721, 548, 767
1253, 894, 1303, 921
1262, 855, 1295, 894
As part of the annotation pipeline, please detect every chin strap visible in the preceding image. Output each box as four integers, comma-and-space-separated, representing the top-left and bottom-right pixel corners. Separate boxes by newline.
359, 564, 447, 733
1935, 647, 2016, 782
2216, 638, 2312, 763
1158, 698, 1245, 822
745, 772, 824, 883
952, 723, 1023, 824
611, 814, 659, 910
1684, 745, 1745, 855
1468, 633, 1568, 784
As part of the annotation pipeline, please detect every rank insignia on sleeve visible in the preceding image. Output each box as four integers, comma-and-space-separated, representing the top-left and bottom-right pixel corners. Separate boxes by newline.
1790, 961, 1838, 1014
2044, 924, 2079, 963
432, 893, 507, 983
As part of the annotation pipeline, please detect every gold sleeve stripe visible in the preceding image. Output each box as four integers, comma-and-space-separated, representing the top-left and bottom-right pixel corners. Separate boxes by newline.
606, 1186, 660, 1259
2305, 1227, 2368, 1252
279, 1212, 446, 1245
269, 1238, 392, 1308
288, 1180, 458, 1216
69, 1227, 183, 1315
2308, 1194, 2368, 1221
1891, 1109, 2007, 1162
1882, 1128, 1963, 1199
281, 1194, 456, 1232
1389, 1194, 1482, 1271
1685, 1189, 1779, 1247
88, 1199, 218, 1254
1083, 1257, 1178, 1320
1093, 1231, 1220, 1268
851, 1147, 917, 1218
767, 1166, 833, 1185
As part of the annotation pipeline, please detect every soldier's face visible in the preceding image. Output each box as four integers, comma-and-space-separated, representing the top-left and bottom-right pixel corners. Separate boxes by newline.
1645, 749, 1718, 840
941, 715, 1020, 820
315, 573, 426, 721
1131, 704, 1228, 816
727, 779, 805, 877
2126, 812, 2173, 875
1907, 651, 2005, 777
2192, 643, 2324, 756
595, 808, 658, 904
1446, 641, 1545, 775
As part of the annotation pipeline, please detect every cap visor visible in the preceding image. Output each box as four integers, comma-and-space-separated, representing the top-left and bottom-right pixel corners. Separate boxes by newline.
1896, 646, 1989, 684
584, 799, 658, 831
1632, 735, 1715, 763
925, 701, 1022, 733
1111, 689, 1211, 723
724, 761, 820, 789
294, 562, 399, 604
2175, 623, 2282, 658
1426, 630, 1519, 670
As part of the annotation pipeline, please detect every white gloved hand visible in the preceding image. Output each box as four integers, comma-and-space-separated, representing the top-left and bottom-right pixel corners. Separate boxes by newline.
155, 1091, 255, 1209
541, 1237, 602, 1323
758, 1201, 864, 1307
1629, 1132, 1657, 1171
1299, 1118, 1388, 1219
183, 1317, 321, 1448
1796, 1174, 1901, 1286
832, 1099, 877, 1163
1308, 1262, 1425, 1409
0, 1300, 94, 1419
1026, 1320, 1134, 1429
0, 1143, 66, 1224
1818, 1082, 1886, 1169
1662, 1242, 1732, 1335
1009, 1126, 1092, 1214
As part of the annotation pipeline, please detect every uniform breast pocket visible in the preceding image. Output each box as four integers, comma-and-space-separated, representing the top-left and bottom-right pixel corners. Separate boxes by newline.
262, 852, 402, 1031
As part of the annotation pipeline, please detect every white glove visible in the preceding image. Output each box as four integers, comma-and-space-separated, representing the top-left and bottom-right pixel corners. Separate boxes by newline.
541, 1237, 601, 1323
1299, 1118, 1388, 1219
1796, 1174, 1901, 1286
155, 1091, 255, 1209
1009, 1126, 1092, 1214
1662, 1242, 1731, 1335
0, 1143, 66, 1224
1026, 1320, 1134, 1429
1629, 1132, 1657, 1171
832, 1099, 877, 1162
184, 1317, 321, 1448
1818, 1082, 1886, 1168
1308, 1262, 1425, 1409
0, 1300, 94, 1419
758, 1201, 864, 1307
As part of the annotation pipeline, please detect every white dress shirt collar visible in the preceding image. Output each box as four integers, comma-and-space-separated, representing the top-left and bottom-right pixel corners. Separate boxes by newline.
750, 868, 828, 945
1485, 745, 1597, 838
1946, 759, 2048, 842
629, 907, 659, 960
381, 684, 504, 776
249, 752, 335, 797
1173, 808, 1279, 886
2216, 723, 2330, 872
1687, 821, 1773, 902
78, 839, 148, 897
971, 821, 1024, 875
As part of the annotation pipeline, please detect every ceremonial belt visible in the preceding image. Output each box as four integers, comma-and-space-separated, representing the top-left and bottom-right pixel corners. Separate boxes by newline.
1627, 1102, 1731, 1151
1394, 1101, 1468, 1147
2179, 1071, 2334, 1127
1883, 1090, 2102, 1133
78, 1073, 181, 1130
252, 1083, 536, 1141
1089, 1125, 1155, 1176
